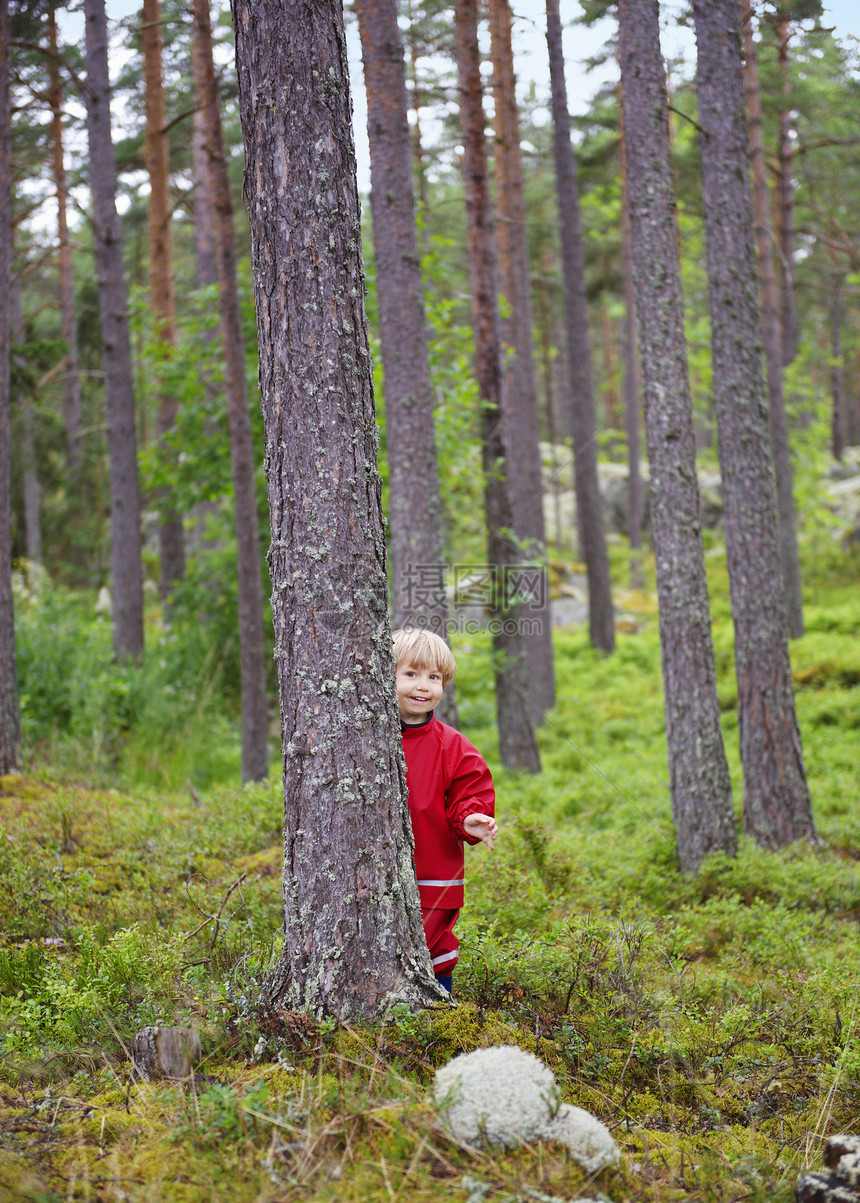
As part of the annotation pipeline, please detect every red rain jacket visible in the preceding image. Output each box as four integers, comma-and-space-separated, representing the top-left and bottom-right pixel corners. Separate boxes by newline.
401, 714, 495, 910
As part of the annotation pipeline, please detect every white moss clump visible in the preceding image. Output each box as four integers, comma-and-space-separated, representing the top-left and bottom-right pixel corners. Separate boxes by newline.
434, 1046, 557, 1150
543, 1103, 618, 1172
433, 1044, 618, 1173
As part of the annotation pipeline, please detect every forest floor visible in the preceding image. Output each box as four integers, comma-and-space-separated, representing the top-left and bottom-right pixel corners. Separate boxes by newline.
1, 554, 859, 1202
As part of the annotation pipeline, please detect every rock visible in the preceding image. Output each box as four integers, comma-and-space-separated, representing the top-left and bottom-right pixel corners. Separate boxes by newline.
796, 1135, 860, 1202
433, 1044, 618, 1173
132, 1026, 201, 1082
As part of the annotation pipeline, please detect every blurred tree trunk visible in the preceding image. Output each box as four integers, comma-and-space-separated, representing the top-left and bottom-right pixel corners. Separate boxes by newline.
830, 269, 844, 462
191, 0, 269, 783
618, 77, 643, 590
618, 0, 735, 873
454, 0, 540, 773
776, 14, 798, 367
47, 5, 81, 474
0, 0, 20, 773
82, 0, 144, 660
11, 285, 42, 565
354, 0, 454, 683
545, 0, 615, 653
740, 2, 804, 637
191, 108, 217, 292
231, 0, 442, 1018
489, 0, 555, 721
692, 0, 816, 849
142, 0, 185, 602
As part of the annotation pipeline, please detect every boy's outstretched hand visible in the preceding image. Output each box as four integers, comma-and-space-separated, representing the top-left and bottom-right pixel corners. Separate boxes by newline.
463, 813, 498, 850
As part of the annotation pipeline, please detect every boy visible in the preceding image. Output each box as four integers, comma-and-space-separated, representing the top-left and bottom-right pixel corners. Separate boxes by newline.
393, 628, 498, 993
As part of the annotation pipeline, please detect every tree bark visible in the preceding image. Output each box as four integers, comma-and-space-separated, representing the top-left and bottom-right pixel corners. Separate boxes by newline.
740, 2, 804, 638
142, 0, 185, 602
776, 14, 798, 367
489, 0, 555, 720
618, 0, 736, 873
454, 0, 540, 774
692, 0, 816, 849
830, 270, 844, 463
230, 0, 443, 1018
355, 0, 459, 728
0, 0, 20, 774
545, 0, 615, 653
354, 0, 446, 635
47, 5, 81, 475
192, 0, 269, 784
191, 107, 217, 292
618, 77, 644, 589
82, 0, 145, 661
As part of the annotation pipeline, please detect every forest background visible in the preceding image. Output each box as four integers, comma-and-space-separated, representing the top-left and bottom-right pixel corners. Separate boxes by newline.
1, 0, 859, 1199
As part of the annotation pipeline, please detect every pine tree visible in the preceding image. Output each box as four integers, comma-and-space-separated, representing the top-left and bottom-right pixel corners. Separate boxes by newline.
618, 0, 735, 872
82, 0, 144, 661
692, 0, 816, 848
454, 0, 540, 774
231, 0, 443, 1016
0, 0, 21, 774
191, 0, 269, 784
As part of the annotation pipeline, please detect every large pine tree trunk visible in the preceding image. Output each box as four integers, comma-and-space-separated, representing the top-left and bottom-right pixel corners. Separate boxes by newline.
488, 0, 555, 721
454, 0, 540, 774
191, 108, 217, 292
545, 0, 615, 654
0, 0, 20, 774
231, 0, 442, 1018
692, 0, 816, 849
142, 0, 185, 602
776, 15, 798, 367
740, 2, 803, 638
618, 0, 736, 873
82, 0, 144, 661
47, 6, 81, 475
191, 0, 269, 783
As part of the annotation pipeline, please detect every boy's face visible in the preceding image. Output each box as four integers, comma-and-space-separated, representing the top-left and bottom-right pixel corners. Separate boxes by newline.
395, 661, 444, 724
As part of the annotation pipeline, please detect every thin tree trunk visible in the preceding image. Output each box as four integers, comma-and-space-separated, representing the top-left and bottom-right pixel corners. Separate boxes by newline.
47, 6, 81, 474
0, 0, 20, 773
191, 107, 217, 292
619, 81, 644, 590
192, 0, 269, 784
231, 0, 442, 1019
601, 299, 619, 433
489, 0, 554, 719
142, 0, 185, 602
10, 284, 42, 566
776, 14, 798, 367
830, 271, 844, 462
692, 0, 815, 849
21, 402, 41, 564
355, 0, 458, 728
454, 0, 540, 774
545, 0, 615, 653
404, 0, 428, 222
536, 280, 564, 553
740, 1, 804, 638
82, 0, 145, 661
618, 0, 735, 874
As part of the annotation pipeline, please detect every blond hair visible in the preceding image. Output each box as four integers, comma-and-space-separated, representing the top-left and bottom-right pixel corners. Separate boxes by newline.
392, 628, 457, 687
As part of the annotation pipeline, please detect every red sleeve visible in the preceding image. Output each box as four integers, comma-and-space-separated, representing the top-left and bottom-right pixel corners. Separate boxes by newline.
444, 733, 495, 843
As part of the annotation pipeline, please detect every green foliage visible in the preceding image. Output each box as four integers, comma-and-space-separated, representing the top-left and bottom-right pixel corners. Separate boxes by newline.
13, 575, 245, 787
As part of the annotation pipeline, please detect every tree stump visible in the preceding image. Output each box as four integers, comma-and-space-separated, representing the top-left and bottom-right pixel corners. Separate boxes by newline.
797, 1136, 860, 1202
131, 1026, 201, 1082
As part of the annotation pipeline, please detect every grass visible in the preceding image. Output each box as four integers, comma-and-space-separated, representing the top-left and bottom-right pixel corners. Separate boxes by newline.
0, 549, 858, 1201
